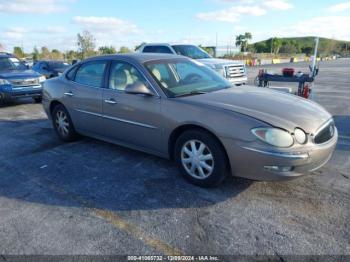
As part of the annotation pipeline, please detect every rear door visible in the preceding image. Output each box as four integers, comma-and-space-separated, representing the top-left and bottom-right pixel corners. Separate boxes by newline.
65, 60, 108, 136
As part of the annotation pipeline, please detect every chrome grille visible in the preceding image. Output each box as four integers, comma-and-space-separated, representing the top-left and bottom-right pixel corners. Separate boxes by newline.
225, 65, 245, 79
10, 78, 39, 87
314, 120, 336, 144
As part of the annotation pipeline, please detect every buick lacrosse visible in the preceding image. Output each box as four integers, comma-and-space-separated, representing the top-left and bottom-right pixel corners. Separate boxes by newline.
43, 54, 337, 187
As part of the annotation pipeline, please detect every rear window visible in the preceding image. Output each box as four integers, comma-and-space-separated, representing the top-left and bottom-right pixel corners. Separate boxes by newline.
74, 61, 107, 87
143, 46, 173, 54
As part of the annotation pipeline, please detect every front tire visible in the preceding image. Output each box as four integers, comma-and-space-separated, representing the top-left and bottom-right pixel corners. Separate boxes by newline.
174, 130, 229, 187
52, 104, 78, 142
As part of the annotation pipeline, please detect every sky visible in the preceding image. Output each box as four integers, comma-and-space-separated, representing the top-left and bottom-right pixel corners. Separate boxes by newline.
0, 0, 350, 53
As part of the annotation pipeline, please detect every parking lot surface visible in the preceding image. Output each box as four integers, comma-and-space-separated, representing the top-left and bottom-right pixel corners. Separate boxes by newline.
0, 59, 349, 256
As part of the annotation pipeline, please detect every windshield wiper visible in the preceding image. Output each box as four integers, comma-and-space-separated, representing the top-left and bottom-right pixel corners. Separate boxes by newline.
175, 91, 208, 97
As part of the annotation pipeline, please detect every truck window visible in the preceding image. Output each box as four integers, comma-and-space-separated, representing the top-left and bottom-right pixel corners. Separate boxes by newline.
143, 46, 173, 54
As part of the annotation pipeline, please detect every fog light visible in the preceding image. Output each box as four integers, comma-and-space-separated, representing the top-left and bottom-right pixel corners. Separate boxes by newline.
264, 166, 293, 172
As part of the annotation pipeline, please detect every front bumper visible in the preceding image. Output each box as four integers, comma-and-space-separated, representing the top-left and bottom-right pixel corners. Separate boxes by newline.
221, 128, 338, 181
0, 85, 43, 99
227, 76, 247, 85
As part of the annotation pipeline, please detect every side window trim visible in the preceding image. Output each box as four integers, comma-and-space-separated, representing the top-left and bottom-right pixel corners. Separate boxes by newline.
71, 60, 108, 89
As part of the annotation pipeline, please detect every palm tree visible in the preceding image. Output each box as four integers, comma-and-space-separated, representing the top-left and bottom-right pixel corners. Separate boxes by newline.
236, 32, 253, 52
243, 32, 252, 52
235, 35, 245, 52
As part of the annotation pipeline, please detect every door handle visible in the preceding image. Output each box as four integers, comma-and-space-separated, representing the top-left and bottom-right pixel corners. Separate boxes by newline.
64, 92, 74, 97
104, 99, 117, 105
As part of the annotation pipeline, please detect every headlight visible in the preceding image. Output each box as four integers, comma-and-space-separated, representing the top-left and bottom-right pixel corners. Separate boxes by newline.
39, 76, 46, 83
294, 128, 307, 144
252, 128, 294, 148
0, 79, 10, 85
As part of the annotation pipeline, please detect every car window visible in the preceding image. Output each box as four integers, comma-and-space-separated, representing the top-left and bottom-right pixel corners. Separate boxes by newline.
66, 65, 79, 80
74, 61, 107, 87
143, 46, 172, 54
145, 59, 230, 97
109, 61, 148, 91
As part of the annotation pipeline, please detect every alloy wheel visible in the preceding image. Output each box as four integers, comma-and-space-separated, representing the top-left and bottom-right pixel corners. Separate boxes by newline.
181, 139, 214, 179
55, 110, 69, 137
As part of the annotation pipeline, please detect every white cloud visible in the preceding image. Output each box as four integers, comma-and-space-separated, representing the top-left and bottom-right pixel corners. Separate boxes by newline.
197, 5, 266, 22
72, 16, 141, 47
197, 0, 293, 23
0, 0, 74, 14
274, 16, 350, 41
329, 1, 350, 12
263, 0, 293, 10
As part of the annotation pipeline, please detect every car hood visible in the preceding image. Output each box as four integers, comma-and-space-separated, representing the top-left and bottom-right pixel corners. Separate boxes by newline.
179, 86, 332, 133
0, 70, 41, 79
197, 58, 244, 66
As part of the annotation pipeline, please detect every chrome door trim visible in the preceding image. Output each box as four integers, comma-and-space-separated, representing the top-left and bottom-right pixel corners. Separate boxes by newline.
103, 115, 158, 129
75, 109, 158, 130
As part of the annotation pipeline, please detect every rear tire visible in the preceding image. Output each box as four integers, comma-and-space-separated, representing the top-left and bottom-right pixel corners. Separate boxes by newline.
52, 104, 78, 142
174, 130, 229, 187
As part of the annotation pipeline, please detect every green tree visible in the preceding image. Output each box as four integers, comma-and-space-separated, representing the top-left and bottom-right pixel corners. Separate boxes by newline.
51, 49, 63, 60
65, 50, 78, 62
118, 46, 131, 54
77, 30, 96, 59
99, 46, 116, 55
301, 46, 313, 56
254, 42, 268, 53
40, 46, 51, 59
271, 37, 282, 54
235, 32, 253, 52
32, 47, 39, 61
13, 46, 24, 58
235, 35, 245, 52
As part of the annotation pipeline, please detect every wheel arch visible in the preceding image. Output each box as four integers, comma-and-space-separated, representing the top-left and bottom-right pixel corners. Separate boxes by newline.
49, 100, 64, 116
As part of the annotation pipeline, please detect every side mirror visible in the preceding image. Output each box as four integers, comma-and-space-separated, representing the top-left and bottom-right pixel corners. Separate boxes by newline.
125, 82, 154, 96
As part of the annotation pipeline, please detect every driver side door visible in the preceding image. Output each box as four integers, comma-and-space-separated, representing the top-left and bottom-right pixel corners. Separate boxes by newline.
102, 60, 165, 154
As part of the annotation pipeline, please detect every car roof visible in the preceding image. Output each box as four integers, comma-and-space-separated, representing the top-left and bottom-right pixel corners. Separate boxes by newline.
37, 60, 66, 63
85, 53, 185, 63
0, 52, 15, 58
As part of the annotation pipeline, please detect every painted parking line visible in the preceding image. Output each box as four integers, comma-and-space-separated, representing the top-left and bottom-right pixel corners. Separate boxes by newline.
29, 176, 182, 256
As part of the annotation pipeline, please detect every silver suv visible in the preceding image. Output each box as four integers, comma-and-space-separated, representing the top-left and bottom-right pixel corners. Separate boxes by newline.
138, 43, 247, 85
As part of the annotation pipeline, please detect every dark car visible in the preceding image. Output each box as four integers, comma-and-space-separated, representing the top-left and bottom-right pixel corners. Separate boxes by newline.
0, 53, 45, 103
33, 60, 70, 79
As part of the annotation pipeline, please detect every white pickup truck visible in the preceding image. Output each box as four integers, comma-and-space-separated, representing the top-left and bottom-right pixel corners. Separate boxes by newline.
138, 43, 247, 85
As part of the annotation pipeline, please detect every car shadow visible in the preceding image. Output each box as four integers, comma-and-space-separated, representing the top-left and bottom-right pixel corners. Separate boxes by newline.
0, 98, 35, 108
0, 118, 253, 212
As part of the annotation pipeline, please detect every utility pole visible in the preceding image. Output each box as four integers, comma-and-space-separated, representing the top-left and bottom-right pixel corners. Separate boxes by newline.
215, 33, 218, 58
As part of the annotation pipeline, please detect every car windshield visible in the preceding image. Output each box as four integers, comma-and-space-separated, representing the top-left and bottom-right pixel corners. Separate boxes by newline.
145, 59, 231, 98
49, 62, 70, 69
0, 57, 22, 71
172, 45, 211, 59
